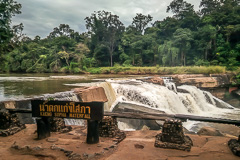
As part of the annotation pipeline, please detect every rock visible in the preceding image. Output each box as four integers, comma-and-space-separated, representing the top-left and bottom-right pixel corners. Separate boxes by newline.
0, 111, 26, 137
82, 153, 88, 158
95, 152, 102, 156
72, 136, 80, 139
99, 116, 119, 138
4, 101, 16, 109
228, 136, 240, 157
142, 77, 164, 85
141, 125, 150, 131
74, 86, 108, 102
23, 145, 31, 150
134, 144, 144, 149
229, 87, 238, 93
49, 118, 66, 132
69, 153, 81, 160
197, 127, 224, 136
0, 126, 24, 137
11, 142, 21, 150
64, 150, 73, 157
155, 119, 193, 151
233, 89, 240, 97
173, 74, 231, 88
88, 154, 95, 159
47, 138, 58, 142
150, 77, 164, 85
50, 144, 59, 150
109, 145, 117, 148
226, 99, 240, 108
32, 146, 43, 151
60, 126, 72, 133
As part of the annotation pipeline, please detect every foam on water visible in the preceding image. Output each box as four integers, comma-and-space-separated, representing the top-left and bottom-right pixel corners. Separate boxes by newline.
108, 79, 240, 131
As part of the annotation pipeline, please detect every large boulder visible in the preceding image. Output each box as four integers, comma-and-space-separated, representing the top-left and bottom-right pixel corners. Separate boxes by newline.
173, 74, 230, 88
141, 76, 164, 85
197, 127, 224, 136
228, 136, 240, 157
74, 86, 108, 102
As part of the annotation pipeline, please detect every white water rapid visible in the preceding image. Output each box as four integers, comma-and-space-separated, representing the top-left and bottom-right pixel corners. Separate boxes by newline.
107, 79, 240, 131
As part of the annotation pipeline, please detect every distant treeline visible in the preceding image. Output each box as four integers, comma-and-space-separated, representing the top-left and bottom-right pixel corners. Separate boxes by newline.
0, 0, 240, 74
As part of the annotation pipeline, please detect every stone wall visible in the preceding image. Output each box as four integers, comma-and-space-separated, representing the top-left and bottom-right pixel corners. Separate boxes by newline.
99, 116, 126, 144
0, 111, 26, 136
154, 119, 193, 151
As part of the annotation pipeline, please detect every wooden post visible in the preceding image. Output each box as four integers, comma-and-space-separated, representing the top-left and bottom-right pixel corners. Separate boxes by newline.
36, 117, 50, 139
86, 120, 99, 144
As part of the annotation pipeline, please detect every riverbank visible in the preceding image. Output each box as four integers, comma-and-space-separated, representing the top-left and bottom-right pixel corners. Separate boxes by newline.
0, 66, 233, 75
87, 66, 227, 75
0, 124, 239, 160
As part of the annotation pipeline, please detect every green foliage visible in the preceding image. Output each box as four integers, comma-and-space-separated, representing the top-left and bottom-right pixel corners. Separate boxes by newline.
236, 74, 240, 85
85, 10, 125, 67
87, 68, 101, 74
132, 13, 153, 34
231, 67, 240, 86
86, 66, 226, 75
0, 0, 239, 74
0, 0, 22, 54
194, 59, 210, 66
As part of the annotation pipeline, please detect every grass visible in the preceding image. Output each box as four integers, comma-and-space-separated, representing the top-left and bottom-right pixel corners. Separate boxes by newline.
86, 66, 227, 75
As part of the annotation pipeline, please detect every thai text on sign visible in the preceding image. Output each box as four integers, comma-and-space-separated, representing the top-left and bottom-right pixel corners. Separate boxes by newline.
31, 100, 104, 120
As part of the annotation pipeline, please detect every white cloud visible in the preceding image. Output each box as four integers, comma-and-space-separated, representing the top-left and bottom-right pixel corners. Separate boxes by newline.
12, 0, 201, 38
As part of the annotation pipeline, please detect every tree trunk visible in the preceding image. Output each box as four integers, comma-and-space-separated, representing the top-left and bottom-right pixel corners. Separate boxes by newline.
183, 53, 186, 66
181, 51, 184, 66
132, 53, 135, 65
205, 49, 208, 60
213, 38, 216, 51
110, 51, 113, 67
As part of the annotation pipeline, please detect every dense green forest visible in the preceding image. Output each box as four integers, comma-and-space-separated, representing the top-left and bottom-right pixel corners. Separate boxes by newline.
0, 0, 240, 74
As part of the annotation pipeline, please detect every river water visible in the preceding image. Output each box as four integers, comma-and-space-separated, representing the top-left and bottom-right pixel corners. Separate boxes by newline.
1, 73, 239, 131
0, 73, 139, 101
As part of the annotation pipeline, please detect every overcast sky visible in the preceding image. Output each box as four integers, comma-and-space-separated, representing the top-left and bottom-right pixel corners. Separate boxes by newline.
12, 0, 201, 38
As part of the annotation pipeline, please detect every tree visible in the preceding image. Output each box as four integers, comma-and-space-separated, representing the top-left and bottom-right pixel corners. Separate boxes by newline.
72, 43, 90, 68
158, 41, 179, 66
173, 28, 193, 66
0, 0, 21, 54
48, 24, 74, 39
199, 0, 221, 16
132, 13, 153, 34
153, 17, 180, 39
167, 0, 194, 19
196, 25, 217, 60
167, 0, 199, 30
12, 23, 25, 45
85, 10, 125, 67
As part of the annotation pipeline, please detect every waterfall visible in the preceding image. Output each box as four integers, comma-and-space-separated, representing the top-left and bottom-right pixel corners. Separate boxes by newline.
111, 79, 189, 114
41, 91, 79, 101
110, 79, 238, 117
163, 77, 177, 93
108, 79, 240, 131
97, 82, 116, 111
33, 79, 238, 129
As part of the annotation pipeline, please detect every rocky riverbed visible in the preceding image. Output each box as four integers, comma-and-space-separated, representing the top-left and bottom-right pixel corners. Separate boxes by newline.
0, 123, 240, 160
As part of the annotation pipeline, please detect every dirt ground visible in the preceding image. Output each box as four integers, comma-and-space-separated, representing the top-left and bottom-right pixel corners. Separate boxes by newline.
0, 124, 239, 160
